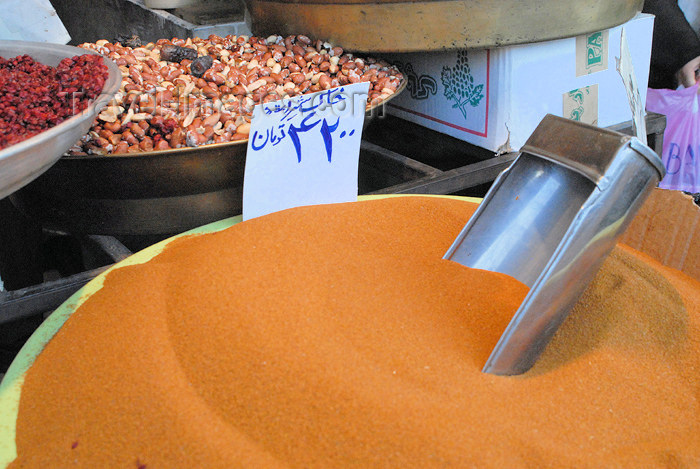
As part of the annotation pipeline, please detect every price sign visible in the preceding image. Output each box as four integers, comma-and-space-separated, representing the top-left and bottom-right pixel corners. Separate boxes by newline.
242, 82, 371, 221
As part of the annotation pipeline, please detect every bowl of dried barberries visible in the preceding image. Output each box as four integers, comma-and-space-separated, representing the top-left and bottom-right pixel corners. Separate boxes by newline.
0, 40, 121, 199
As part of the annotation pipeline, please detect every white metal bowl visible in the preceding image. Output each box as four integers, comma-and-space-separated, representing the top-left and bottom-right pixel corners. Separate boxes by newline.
0, 41, 121, 200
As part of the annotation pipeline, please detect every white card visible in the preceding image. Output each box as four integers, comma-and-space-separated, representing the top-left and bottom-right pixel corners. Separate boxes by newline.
616, 27, 647, 145
242, 82, 371, 221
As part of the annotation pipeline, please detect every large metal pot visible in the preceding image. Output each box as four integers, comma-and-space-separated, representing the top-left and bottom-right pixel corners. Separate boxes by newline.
246, 0, 644, 52
9, 142, 246, 237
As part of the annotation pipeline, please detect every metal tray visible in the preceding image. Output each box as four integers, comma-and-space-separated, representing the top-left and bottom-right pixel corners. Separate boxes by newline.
245, 0, 644, 52
9, 80, 407, 237
0, 41, 121, 200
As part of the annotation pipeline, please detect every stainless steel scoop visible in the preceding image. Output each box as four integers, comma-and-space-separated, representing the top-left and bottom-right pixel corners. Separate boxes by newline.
444, 114, 666, 375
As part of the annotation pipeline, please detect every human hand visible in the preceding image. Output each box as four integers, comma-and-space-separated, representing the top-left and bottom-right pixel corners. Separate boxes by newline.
676, 55, 700, 88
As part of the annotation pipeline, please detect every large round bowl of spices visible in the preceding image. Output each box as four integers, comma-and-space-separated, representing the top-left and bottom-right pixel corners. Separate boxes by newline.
0, 193, 698, 468
0, 41, 120, 200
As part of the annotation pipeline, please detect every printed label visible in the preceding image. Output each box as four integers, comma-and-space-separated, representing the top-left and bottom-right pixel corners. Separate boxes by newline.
242, 82, 370, 221
563, 84, 599, 125
576, 30, 608, 76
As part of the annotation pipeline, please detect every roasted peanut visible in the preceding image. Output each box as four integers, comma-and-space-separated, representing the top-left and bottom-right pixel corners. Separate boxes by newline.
94, 137, 112, 149
201, 125, 215, 140
129, 122, 146, 139
318, 74, 331, 90
154, 139, 170, 151
99, 129, 121, 146
214, 131, 232, 143
290, 72, 305, 85
169, 127, 185, 147
113, 141, 130, 153
122, 130, 138, 146
294, 55, 307, 68
203, 69, 225, 85
201, 85, 219, 99
236, 122, 250, 135
186, 129, 208, 146
348, 69, 361, 84
103, 121, 122, 133
139, 137, 154, 151
203, 113, 221, 128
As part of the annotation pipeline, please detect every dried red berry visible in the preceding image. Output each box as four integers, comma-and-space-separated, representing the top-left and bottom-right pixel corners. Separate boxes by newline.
0, 54, 109, 150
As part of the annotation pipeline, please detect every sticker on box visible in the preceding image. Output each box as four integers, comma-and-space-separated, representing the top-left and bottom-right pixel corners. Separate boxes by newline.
576, 30, 609, 76
563, 85, 599, 126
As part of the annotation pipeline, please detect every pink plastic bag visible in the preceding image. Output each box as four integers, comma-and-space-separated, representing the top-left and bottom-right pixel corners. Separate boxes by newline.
646, 84, 700, 193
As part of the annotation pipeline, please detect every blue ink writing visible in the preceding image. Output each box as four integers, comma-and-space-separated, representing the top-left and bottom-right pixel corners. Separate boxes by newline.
252, 87, 358, 162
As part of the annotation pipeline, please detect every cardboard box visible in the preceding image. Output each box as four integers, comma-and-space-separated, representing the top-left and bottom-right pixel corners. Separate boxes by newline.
621, 188, 700, 281
385, 13, 654, 154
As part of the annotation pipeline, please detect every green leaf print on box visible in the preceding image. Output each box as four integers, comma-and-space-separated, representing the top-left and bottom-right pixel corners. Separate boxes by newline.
441, 50, 485, 120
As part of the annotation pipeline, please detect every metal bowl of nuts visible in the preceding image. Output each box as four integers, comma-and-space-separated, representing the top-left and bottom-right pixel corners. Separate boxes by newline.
0, 40, 121, 200
9, 34, 406, 237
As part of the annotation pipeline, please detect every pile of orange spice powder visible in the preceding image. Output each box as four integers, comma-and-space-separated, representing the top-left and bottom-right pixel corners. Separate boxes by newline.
8, 196, 700, 468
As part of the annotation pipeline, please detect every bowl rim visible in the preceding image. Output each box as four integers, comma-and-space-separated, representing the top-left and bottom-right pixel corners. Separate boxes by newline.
0, 40, 122, 161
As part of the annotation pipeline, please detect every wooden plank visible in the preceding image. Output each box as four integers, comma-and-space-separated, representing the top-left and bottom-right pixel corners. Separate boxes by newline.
370, 152, 517, 195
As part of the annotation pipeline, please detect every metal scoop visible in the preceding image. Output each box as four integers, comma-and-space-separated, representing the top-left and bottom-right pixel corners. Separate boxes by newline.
444, 114, 666, 375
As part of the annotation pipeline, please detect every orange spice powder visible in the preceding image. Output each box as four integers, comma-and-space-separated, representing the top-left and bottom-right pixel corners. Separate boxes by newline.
8, 196, 700, 468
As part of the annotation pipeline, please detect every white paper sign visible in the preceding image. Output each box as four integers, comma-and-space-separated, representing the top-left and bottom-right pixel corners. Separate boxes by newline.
242, 82, 371, 221
0, 0, 71, 44
616, 27, 647, 145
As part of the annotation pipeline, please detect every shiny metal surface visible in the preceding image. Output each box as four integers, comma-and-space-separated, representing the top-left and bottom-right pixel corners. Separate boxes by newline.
0, 41, 121, 200
444, 114, 665, 375
246, 0, 643, 52
9, 142, 248, 236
